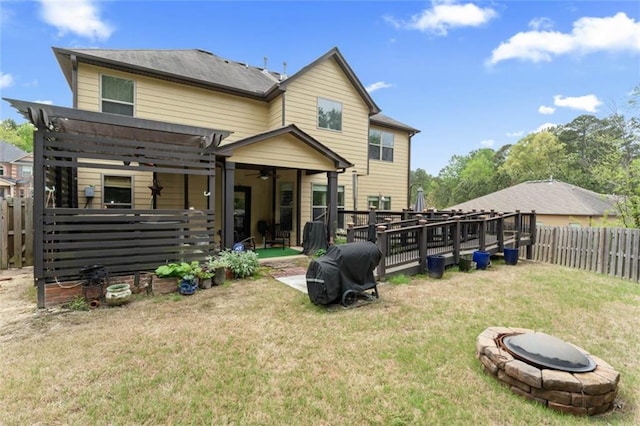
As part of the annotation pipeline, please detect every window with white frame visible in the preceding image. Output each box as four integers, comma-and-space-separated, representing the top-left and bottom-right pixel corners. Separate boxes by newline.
312, 184, 345, 228
368, 195, 391, 210
317, 98, 342, 131
18, 165, 32, 178
101, 75, 134, 116
103, 175, 132, 209
369, 129, 394, 162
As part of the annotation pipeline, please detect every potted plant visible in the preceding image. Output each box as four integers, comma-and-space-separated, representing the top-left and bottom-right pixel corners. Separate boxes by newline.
219, 249, 259, 279
206, 255, 230, 286
154, 261, 201, 295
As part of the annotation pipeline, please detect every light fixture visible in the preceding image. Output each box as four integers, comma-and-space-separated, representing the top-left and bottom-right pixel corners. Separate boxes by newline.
260, 174, 269, 181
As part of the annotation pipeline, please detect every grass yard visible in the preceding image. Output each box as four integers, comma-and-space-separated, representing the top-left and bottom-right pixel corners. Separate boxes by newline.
1, 260, 639, 425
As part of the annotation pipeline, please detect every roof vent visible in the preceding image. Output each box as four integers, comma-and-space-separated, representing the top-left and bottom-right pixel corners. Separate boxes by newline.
262, 56, 269, 74
280, 61, 288, 80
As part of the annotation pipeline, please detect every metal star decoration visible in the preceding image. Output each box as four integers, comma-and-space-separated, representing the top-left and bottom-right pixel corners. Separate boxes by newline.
148, 179, 163, 197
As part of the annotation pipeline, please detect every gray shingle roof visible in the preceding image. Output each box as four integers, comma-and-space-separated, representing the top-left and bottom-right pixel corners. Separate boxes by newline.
447, 180, 619, 216
371, 113, 420, 134
0, 141, 27, 162
54, 48, 281, 97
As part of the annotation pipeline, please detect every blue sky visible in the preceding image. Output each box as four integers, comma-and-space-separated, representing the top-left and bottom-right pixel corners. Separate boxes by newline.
1, 1, 639, 175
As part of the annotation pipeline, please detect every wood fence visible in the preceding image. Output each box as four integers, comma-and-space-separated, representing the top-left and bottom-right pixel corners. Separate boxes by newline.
0, 198, 34, 269
533, 226, 640, 283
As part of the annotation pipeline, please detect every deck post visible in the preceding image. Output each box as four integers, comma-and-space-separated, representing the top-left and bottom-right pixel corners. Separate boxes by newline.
478, 215, 487, 250
346, 222, 354, 243
376, 225, 388, 280
527, 210, 536, 259
497, 213, 504, 252
452, 217, 461, 264
418, 219, 428, 273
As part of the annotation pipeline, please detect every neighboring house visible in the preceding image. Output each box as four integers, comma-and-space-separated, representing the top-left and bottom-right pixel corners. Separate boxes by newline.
51, 46, 419, 247
0, 140, 33, 199
447, 179, 620, 227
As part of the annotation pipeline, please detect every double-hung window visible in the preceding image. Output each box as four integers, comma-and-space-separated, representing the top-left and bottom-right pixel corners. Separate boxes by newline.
312, 184, 345, 228
317, 98, 342, 131
101, 75, 134, 116
103, 175, 132, 209
368, 195, 391, 210
369, 129, 394, 162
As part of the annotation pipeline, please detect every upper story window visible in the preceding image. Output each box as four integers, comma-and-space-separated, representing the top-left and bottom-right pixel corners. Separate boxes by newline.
317, 98, 342, 131
0, 166, 4, 176
369, 129, 394, 162
18, 165, 32, 178
101, 75, 134, 116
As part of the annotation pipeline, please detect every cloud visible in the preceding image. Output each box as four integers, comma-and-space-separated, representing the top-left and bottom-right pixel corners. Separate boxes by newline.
39, 0, 114, 40
33, 99, 54, 105
385, 0, 497, 36
528, 17, 554, 31
488, 12, 640, 65
0, 72, 14, 89
534, 122, 557, 132
506, 130, 524, 138
553, 94, 602, 113
366, 81, 393, 93
480, 139, 495, 147
538, 105, 556, 115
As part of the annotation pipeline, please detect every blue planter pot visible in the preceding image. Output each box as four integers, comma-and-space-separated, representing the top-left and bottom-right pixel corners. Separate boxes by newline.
426, 255, 446, 279
179, 279, 198, 295
504, 248, 519, 265
473, 250, 491, 270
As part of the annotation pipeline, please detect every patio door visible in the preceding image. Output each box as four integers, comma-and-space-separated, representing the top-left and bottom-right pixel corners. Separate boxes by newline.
234, 186, 251, 241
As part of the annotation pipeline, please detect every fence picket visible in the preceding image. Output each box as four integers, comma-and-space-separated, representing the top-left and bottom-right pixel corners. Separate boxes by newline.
533, 226, 640, 284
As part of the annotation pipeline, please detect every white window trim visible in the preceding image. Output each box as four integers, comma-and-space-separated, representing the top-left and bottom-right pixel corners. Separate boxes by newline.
317, 97, 343, 132
100, 74, 136, 116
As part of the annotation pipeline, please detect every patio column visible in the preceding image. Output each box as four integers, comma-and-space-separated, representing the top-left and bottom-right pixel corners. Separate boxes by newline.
223, 162, 235, 249
327, 170, 338, 243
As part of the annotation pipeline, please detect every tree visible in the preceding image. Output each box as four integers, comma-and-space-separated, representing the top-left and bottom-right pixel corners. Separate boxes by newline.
499, 131, 568, 184
0, 119, 34, 152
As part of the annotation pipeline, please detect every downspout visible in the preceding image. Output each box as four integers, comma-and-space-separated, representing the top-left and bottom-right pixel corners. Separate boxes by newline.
407, 130, 416, 209
71, 55, 78, 108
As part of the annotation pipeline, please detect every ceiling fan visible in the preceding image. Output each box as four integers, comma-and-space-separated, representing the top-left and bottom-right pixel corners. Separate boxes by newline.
247, 168, 279, 180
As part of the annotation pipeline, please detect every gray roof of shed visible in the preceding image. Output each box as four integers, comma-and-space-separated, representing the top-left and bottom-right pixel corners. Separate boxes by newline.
447, 179, 620, 216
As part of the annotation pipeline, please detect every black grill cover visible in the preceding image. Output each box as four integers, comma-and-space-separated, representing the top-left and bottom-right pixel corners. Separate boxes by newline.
306, 241, 382, 305
302, 221, 328, 255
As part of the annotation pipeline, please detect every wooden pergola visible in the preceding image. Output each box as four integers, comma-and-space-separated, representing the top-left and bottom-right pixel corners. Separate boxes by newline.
6, 98, 230, 307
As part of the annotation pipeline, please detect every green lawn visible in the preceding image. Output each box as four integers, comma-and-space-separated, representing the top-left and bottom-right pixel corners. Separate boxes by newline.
1, 260, 639, 425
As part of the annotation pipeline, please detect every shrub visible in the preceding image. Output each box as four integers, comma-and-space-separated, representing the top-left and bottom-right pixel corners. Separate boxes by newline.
219, 249, 259, 278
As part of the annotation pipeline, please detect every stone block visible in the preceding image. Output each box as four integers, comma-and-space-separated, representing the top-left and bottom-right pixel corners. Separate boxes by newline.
588, 403, 612, 416
593, 365, 620, 387
485, 346, 514, 369
571, 392, 604, 408
541, 369, 582, 392
498, 370, 530, 393
511, 386, 546, 405
505, 359, 542, 388
476, 335, 495, 354
548, 401, 587, 416
574, 371, 615, 395
479, 354, 498, 375
531, 388, 571, 405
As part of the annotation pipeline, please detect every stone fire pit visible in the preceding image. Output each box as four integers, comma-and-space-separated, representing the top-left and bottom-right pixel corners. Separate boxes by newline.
477, 326, 619, 416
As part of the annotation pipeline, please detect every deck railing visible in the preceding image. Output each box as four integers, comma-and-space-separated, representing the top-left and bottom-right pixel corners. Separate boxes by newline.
345, 210, 536, 280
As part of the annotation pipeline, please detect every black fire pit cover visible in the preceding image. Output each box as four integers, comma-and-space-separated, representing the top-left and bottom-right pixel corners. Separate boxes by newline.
502, 332, 596, 373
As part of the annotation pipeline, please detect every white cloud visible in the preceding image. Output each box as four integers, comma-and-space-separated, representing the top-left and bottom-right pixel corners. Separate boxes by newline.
366, 81, 393, 93
386, 0, 497, 36
480, 139, 495, 147
0, 72, 14, 89
488, 12, 640, 65
534, 123, 557, 132
529, 17, 554, 31
39, 0, 113, 40
553, 94, 602, 113
538, 105, 556, 115
33, 99, 54, 105
506, 130, 524, 138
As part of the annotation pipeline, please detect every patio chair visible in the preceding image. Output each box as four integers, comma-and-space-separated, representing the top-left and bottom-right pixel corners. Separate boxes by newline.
233, 231, 256, 251
257, 220, 290, 249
